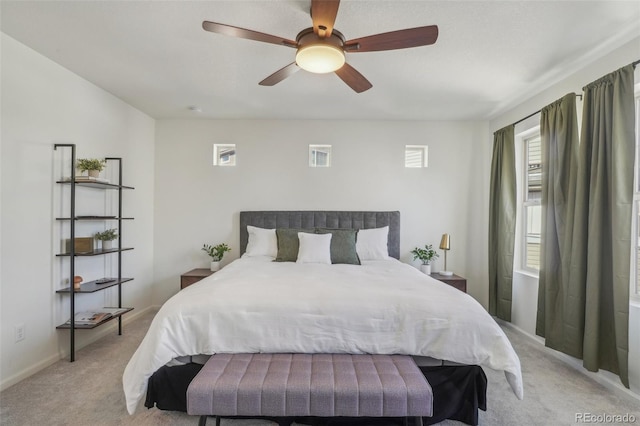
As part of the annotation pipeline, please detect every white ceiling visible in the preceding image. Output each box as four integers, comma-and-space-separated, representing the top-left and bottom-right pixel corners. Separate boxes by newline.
1, 1, 639, 121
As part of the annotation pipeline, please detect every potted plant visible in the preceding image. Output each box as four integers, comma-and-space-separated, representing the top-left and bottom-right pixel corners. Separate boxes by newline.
95, 228, 118, 250
411, 244, 439, 274
77, 158, 106, 178
202, 243, 231, 271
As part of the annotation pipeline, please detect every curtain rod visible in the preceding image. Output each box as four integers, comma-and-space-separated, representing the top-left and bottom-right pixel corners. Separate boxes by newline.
513, 93, 582, 127
512, 59, 639, 127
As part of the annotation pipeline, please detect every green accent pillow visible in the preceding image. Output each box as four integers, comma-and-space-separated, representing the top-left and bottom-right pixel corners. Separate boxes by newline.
315, 228, 361, 265
274, 228, 315, 262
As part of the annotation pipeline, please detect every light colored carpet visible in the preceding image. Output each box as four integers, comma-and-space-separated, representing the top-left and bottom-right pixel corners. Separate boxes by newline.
1, 309, 638, 426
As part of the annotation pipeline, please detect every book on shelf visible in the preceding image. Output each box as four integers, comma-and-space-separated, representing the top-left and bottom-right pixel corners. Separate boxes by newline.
65, 308, 128, 325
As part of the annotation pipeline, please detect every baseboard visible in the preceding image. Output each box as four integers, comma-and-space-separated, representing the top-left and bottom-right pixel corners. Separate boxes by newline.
0, 305, 156, 392
498, 319, 640, 402
0, 351, 62, 392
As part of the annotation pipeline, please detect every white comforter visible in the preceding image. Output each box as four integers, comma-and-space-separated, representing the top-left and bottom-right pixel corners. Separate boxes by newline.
123, 257, 523, 414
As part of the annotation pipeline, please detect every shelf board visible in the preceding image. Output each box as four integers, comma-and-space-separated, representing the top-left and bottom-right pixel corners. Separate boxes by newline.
56, 247, 134, 257
56, 307, 133, 329
56, 180, 134, 190
55, 216, 134, 221
56, 277, 133, 293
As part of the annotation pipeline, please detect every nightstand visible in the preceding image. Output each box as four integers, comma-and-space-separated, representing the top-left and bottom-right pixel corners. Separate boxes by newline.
181, 268, 214, 289
430, 273, 467, 293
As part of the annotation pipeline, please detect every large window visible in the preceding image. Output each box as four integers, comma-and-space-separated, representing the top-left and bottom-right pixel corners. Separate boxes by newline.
633, 90, 640, 297
523, 134, 542, 272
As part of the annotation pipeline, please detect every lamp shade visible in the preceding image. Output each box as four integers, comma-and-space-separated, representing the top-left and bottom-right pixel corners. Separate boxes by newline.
439, 233, 450, 250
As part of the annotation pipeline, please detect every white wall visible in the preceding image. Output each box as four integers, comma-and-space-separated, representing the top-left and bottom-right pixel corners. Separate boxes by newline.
0, 33, 156, 390
153, 119, 492, 306
490, 37, 640, 396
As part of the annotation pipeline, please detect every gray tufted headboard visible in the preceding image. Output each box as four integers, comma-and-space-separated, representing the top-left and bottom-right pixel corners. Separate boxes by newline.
239, 211, 401, 259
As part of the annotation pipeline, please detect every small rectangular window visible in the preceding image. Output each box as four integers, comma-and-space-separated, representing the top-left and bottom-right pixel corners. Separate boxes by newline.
213, 144, 236, 166
309, 145, 331, 167
405, 145, 428, 168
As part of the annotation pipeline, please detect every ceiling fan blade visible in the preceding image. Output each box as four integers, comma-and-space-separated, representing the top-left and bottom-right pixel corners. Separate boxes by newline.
311, 0, 340, 37
344, 25, 438, 52
334, 63, 372, 93
202, 21, 297, 48
259, 63, 300, 86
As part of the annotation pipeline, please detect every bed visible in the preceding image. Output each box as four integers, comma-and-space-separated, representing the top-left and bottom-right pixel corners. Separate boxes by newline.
123, 211, 523, 424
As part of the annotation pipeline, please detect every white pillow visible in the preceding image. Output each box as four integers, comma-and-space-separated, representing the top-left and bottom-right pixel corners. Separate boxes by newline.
245, 226, 277, 258
296, 232, 332, 264
356, 226, 390, 261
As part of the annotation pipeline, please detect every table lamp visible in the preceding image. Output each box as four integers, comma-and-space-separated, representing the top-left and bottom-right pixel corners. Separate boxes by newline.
439, 233, 453, 276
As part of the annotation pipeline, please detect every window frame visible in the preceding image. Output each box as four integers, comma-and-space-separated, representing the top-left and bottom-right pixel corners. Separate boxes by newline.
521, 129, 542, 275
631, 86, 640, 301
213, 144, 236, 166
309, 145, 332, 167
405, 145, 428, 168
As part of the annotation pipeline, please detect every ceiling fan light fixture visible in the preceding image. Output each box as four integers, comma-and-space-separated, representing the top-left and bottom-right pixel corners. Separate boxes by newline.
296, 43, 345, 74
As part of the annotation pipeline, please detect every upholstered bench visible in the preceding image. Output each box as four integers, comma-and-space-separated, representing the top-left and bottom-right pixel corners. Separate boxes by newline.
187, 353, 433, 426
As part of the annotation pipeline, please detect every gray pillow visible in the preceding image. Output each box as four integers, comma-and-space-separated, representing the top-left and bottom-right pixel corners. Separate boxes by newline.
275, 228, 315, 262
315, 228, 361, 265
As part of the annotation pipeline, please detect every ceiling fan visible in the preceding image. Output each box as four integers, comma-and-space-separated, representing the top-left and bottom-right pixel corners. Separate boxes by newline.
202, 0, 438, 93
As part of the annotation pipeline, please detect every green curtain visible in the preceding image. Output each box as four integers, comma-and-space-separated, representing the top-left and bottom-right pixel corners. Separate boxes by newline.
489, 125, 516, 321
572, 65, 635, 387
535, 94, 582, 356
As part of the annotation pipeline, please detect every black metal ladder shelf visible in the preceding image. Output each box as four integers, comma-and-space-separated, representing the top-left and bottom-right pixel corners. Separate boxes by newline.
53, 144, 135, 361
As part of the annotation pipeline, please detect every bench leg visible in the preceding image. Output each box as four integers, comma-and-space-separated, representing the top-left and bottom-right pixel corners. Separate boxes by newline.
415, 416, 423, 426
403, 418, 409, 426
198, 416, 207, 426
